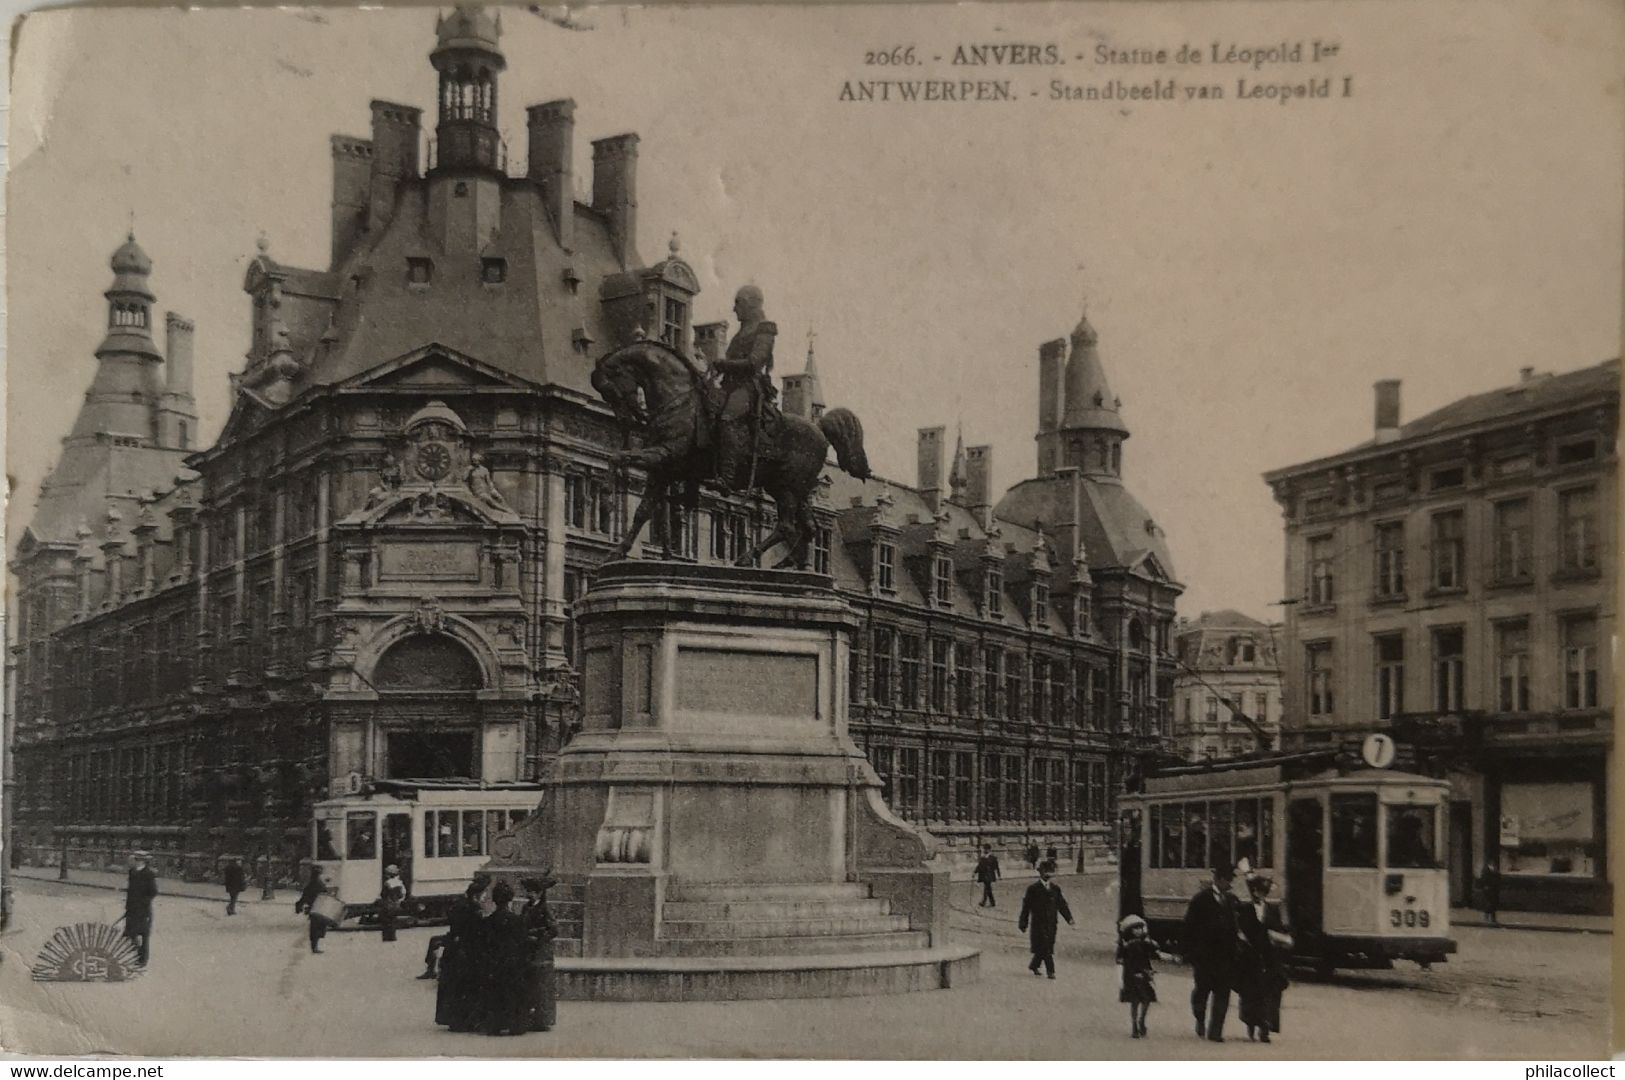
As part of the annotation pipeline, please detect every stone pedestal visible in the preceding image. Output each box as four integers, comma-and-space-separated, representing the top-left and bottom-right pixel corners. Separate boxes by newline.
487, 561, 977, 1000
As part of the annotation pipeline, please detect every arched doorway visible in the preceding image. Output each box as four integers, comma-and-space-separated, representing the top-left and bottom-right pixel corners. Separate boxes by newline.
372, 633, 485, 779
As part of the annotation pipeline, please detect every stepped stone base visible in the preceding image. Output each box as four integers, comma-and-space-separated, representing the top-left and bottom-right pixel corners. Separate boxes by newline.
556, 946, 980, 1002
485, 563, 977, 999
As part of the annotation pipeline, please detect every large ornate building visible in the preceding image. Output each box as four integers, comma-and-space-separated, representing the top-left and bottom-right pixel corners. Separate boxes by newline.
9, 7, 1182, 882
1265, 362, 1617, 914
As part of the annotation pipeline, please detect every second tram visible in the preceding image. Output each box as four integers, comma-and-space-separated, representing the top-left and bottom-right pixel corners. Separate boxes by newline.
309, 778, 543, 925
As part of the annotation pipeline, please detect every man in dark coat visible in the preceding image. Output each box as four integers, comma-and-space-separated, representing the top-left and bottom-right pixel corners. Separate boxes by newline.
974, 845, 1002, 908
295, 867, 332, 953
223, 859, 247, 916
1017, 860, 1074, 978
1183, 863, 1240, 1042
436, 875, 490, 1032
123, 851, 158, 966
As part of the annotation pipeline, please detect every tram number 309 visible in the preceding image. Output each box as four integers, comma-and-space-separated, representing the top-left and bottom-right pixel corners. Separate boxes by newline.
1389, 909, 1431, 928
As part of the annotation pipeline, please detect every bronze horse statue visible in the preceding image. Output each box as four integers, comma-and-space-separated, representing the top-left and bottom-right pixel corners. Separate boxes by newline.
591, 338, 871, 569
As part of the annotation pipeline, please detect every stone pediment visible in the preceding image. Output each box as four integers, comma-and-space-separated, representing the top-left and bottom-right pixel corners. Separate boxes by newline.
337, 344, 535, 393
340, 484, 519, 528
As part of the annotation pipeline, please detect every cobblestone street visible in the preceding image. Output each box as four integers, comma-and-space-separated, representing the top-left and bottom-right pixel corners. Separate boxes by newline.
0, 875, 1607, 1058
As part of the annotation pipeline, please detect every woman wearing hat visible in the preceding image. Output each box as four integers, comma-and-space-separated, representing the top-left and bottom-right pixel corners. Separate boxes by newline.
378, 865, 407, 943
1235, 873, 1292, 1043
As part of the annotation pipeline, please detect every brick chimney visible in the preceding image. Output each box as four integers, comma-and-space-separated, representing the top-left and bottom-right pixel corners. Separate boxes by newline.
591, 134, 639, 269
527, 100, 576, 253
1374, 380, 1401, 443
164, 312, 194, 398
1036, 337, 1066, 475
965, 445, 993, 529
694, 322, 728, 366
329, 135, 373, 268
367, 101, 422, 234
918, 427, 945, 511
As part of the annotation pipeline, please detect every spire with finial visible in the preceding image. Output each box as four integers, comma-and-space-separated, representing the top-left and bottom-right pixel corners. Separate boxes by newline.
948, 422, 969, 502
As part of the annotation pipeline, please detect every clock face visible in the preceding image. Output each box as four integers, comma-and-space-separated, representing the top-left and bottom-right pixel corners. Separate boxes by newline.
416, 442, 452, 481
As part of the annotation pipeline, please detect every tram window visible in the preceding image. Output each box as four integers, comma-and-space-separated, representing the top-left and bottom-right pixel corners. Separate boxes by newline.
1233, 800, 1259, 870
486, 810, 506, 849
1148, 805, 1162, 867
461, 810, 485, 856
1161, 804, 1184, 868
1386, 805, 1437, 868
314, 819, 340, 861
1184, 803, 1208, 869
1329, 793, 1379, 867
1210, 800, 1233, 870
346, 812, 378, 861
435, 813, 457, 857
507, 808, 529, 830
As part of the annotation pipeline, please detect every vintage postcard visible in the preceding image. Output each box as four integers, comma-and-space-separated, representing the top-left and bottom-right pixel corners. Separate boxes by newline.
1, 0, 1619, 1062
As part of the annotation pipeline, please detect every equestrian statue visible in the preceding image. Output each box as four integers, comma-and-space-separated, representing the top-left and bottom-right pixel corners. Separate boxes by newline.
591, 285, 871, 570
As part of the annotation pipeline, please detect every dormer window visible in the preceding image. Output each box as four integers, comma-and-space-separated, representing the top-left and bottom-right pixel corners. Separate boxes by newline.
571, 328, 595, 355
660, 296, 688, 349
481, 257, 507, 284
985, 569, 1003, 617
1074, 594, 1091, 637
812, 524, 832, 576
933, 556, 953, 607
877, 542, 896, 592
1033, 582, 1049, 624
562, 266, 582, 295
407, 257, 433, 286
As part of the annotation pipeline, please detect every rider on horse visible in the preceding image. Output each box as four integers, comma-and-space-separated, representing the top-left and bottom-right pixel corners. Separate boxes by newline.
714, 285, 780, 491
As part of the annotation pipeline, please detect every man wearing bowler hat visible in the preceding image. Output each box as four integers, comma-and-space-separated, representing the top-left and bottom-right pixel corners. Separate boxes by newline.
1182, 862, 1241, 1042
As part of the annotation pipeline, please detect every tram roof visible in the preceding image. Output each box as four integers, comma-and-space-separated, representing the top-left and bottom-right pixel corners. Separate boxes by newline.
1132, 751, 1445, 794
314, 778, 546, 806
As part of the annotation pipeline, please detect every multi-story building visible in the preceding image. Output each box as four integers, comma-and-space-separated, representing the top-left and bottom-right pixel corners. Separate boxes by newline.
1170, 610, 1282, 761
8, 6, 1182, 883
1265, 362, 1617, 914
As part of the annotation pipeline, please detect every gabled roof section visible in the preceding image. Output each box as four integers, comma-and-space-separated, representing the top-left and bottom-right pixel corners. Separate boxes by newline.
334, 343, 543, 394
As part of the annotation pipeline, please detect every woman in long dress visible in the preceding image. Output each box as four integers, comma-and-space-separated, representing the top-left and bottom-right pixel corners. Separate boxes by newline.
435, 876, 489, 1031
1235, 874, 1291, 1043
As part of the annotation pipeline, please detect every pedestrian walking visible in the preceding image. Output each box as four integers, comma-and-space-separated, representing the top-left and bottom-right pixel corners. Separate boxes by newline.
223, 858, 247, 916
1182, 863, 1240, 1042
520, 876, 559, 1032
1235, 873, 1291, 1043
436, 875, 490, 1032
122, 851, 158, 966
1116, 914, 1162, 1039
1478, 860, 1501, 926
974, 845, 1002, 908
1025, 841, 1041, 869
1017, 859, 1074, 979
379, 864, 406, 943
478, 881, 531, 1036
295, 866, 333, 954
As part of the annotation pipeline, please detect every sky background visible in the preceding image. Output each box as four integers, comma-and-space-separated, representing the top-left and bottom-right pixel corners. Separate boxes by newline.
7, 0, 1622, 619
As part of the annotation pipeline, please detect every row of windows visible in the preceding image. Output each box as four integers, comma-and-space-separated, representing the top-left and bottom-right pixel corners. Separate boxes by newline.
869, 748, 1108, 823
51, 744, 191, 824
1305, 485, 1601, 605
856, 628, 1119, 726
1180, 690, 1273, 727
1147, 798, 1276, 870
1304, 613, 1601, 719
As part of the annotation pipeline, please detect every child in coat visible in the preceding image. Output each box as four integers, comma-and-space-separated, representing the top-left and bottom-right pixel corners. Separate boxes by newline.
1116, 914, 1161, 1039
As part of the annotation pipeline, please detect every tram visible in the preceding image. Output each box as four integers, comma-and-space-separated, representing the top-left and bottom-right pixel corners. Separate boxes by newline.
309, 778, 544, 925
1118, 749, 1456, 972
